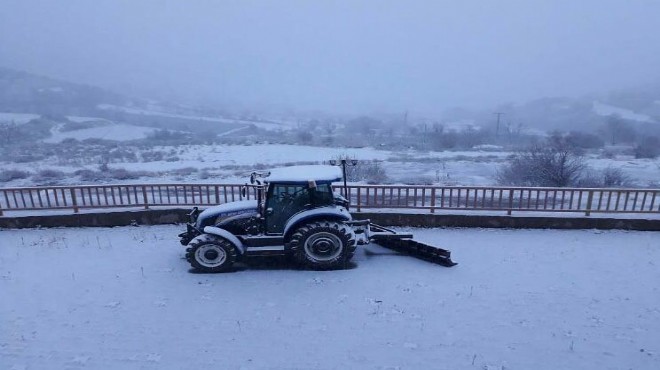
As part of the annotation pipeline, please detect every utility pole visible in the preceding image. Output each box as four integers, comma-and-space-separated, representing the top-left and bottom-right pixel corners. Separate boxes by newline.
494, 112, 505, 137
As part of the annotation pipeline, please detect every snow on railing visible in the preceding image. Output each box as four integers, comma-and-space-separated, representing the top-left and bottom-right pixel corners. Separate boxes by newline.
0, 184, 658, 217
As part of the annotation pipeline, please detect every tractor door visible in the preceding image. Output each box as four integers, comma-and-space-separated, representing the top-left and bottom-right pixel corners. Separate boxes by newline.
264, 183, 311, 234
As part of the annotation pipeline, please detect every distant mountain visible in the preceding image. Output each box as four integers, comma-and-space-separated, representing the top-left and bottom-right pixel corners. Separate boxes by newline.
495, 97, 606, 132
0, 67, 294, 136
441, 88, 660, 135
2, 66, 659, 136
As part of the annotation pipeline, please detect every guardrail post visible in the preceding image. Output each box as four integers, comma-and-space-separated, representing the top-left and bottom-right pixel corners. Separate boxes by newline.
585, 190, 594, 216
430, 188, 436, 214
356, 187, 362, 212
507, 189, 514, 215
142, 186, 149, 209
70, 188, 79, 213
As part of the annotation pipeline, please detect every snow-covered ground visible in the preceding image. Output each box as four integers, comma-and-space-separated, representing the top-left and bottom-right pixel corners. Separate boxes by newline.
0, 112, 40, 124
66, 116, 112, 124
1, 225, 659, 369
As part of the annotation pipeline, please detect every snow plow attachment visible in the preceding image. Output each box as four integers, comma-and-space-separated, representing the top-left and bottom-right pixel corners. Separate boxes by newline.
355, 222, 457, 267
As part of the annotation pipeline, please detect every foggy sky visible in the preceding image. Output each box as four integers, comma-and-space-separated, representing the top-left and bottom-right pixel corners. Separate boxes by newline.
1, 0, 660, 114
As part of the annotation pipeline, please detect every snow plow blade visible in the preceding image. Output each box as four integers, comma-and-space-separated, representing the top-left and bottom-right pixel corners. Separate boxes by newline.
368, 224, 457, 267
373, 237, 457, 267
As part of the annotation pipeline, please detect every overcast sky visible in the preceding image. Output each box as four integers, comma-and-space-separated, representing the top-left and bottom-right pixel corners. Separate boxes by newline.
1, 0, 659, 114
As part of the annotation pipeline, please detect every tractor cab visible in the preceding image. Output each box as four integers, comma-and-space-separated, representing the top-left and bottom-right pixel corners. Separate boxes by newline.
251, 165, 346, 234
263, 179, 335, 233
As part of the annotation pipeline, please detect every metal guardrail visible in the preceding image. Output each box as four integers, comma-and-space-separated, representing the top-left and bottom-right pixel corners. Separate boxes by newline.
0, 183, 658, 217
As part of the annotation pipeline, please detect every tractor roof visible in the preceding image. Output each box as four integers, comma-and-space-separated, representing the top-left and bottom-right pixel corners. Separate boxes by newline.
267, 165, 342, 183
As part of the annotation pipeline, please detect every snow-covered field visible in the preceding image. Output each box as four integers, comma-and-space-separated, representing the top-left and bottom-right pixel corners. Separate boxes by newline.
97, 104, 294, 131
3, 142, 658, 188
45, 124, 158, 143
1, 225, 658, 369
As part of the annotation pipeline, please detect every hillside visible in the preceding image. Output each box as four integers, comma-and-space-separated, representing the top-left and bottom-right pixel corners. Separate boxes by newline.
0, 67, 294, 138
0, 67, 132, 116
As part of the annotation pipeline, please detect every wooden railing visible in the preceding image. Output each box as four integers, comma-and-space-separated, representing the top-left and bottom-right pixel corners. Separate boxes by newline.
0, 183, 658, 217
340, 185, 660, 216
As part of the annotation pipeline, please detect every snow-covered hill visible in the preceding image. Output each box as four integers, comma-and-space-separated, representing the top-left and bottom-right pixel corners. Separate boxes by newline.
592, 101, 657, 123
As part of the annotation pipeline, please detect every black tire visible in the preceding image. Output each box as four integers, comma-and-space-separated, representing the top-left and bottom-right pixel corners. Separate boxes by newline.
288, 221, 356, 270
185, 234, 237, 273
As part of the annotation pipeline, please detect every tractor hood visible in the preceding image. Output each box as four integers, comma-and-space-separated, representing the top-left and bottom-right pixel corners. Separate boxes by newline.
196, 200, 258, 228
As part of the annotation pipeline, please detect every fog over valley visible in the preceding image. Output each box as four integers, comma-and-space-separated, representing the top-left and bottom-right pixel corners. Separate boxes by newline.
0, 0, 659, 188
2, 0, 660, 114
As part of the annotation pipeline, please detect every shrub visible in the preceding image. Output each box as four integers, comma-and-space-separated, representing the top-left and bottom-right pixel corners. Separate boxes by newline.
107, 168, 143, 180
601, 166, 633, 187
496, 138, 586, 187
0, 169, 30, 182
296, 130, 313, 144
577, 166, 633, 188
172, 167, 198, 176
634, 136, 659, 159
141, 150, 165, 162
32, 169, 66, 184
345, 160, 388, 184
565, 131, 604, 149
75, 169, 110, 182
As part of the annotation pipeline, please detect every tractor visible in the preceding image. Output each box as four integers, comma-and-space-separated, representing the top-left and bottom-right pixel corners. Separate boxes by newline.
179, 165, 456, 272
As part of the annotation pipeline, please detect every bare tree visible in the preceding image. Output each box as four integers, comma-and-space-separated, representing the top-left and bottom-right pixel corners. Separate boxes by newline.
599, 115, 636, 145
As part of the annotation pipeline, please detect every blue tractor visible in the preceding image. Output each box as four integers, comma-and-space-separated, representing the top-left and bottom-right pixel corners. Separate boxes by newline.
179, 165, 456, 272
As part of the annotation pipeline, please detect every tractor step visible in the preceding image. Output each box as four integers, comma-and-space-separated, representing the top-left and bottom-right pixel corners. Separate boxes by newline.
373, 237, 457, 267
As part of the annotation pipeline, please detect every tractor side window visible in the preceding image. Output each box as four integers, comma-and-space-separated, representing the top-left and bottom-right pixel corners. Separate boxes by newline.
268, 185, 311, 213
273, 185, 309, 207
266, 184, 311, 234
311, 183, 334, 206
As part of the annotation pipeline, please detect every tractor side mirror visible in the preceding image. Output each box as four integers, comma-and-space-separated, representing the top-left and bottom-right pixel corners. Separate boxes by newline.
241, 185, 247, 198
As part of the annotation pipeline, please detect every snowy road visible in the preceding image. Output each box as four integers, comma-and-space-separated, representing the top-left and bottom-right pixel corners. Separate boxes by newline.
1, 226, 659, 369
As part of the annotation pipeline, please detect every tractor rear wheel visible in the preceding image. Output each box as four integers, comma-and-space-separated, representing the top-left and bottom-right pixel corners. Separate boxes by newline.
186, 234, 237, 273
289, 221, 356, 270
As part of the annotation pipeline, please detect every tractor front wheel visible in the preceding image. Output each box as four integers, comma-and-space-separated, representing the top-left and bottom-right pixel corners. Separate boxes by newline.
289, 221, 356, 270
186, 234, 237, 273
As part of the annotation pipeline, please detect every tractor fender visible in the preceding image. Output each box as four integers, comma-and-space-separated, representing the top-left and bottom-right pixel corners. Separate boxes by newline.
283, 206, 352, 239
203, 226, 246, 254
